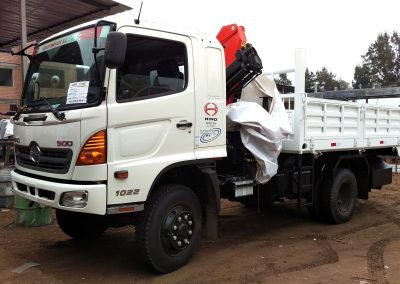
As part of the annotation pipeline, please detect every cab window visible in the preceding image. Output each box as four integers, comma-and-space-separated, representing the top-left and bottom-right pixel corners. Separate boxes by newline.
116, 34, 187, 102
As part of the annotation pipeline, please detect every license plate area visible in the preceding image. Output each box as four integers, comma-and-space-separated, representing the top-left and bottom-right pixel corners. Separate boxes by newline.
234, 180, 254, 198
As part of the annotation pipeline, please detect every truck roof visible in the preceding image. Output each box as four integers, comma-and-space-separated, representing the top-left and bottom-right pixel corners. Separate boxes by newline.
39, 10, 219, 47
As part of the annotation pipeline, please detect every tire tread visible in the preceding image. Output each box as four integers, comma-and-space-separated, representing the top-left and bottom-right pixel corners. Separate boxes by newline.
136, 184, 201, 273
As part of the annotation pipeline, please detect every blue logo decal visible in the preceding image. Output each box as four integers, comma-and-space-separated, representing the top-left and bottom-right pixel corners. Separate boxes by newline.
200, 128, 221, 143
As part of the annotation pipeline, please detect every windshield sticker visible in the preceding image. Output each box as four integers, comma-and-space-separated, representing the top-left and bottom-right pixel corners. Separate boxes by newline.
39, 37, 69, 53
66, 81, 89, 104
38, 26, 110, 53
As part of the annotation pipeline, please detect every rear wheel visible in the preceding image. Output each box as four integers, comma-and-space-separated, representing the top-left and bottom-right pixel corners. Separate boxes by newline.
56, 209, 108, 240
136, 184, 202, 273
321, 169, 358, 224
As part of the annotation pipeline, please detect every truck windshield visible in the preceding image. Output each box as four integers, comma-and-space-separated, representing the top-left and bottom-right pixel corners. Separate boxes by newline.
21, 24, 111, 113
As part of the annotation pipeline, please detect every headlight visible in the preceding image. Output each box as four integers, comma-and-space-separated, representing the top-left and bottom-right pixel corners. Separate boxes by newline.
60, 191, 88, 208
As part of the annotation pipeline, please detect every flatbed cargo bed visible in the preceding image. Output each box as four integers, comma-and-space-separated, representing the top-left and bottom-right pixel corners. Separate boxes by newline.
282, 93, 400, 153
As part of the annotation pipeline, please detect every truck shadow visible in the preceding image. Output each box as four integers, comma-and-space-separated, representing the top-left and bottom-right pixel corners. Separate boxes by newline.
37, 202, 329, 278
30, 200, 385, 282
34, 201, 312, 282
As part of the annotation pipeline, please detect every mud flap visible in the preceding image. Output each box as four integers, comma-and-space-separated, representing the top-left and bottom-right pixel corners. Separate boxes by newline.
368, 156, 392, 189
198, 165, 220, 239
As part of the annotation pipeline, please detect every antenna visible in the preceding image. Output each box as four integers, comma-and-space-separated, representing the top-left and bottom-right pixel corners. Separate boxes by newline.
134, 2, 143, 25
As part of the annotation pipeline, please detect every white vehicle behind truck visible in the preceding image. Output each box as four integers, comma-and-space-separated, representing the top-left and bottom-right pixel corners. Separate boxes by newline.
10, 12, 398, 273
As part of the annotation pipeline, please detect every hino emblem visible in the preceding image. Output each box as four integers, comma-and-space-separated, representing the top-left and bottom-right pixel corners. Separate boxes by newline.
30, 144, 42, 163
204, 102, 218, 116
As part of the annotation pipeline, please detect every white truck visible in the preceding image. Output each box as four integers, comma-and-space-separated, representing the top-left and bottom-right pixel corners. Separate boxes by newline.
9, 12, 398, 273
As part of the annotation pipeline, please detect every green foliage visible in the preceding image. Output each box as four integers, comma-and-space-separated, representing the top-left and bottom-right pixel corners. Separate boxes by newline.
305, 68, 316, 90
305, 67, 349, 91
274, 73, 292, 86
353, 32, 400, 88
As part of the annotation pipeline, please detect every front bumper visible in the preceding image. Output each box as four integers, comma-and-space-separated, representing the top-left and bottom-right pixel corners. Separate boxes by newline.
11, 170, 107, 215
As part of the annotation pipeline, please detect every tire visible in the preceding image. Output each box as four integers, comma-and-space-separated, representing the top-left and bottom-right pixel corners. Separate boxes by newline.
56, 209, 108, 240
321, 168, 358, 224
136, 184, 202, 273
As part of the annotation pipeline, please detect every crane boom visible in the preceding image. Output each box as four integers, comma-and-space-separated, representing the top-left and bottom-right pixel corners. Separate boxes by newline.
217, 24, 263, 104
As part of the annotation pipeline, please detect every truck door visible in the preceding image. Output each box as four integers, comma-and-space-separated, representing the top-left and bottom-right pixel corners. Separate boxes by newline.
106, 27, 195, 205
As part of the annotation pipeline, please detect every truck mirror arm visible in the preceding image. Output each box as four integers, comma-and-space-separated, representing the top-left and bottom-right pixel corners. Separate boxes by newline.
91, 20, 116, 94
0, 43, 36, 59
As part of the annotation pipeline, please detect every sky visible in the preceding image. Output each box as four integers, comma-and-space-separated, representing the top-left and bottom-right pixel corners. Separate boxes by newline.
118, 0, 400, 84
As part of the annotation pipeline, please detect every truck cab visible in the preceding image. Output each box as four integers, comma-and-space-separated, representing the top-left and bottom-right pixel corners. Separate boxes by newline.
11, 15, 227, 272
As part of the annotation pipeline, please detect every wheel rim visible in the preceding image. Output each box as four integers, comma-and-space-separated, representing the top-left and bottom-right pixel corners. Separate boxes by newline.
161, 205, 194, 255
337, 181, 353, 213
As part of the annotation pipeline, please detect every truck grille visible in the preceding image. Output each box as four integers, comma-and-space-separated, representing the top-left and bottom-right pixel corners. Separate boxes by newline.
15, 145, 73, 174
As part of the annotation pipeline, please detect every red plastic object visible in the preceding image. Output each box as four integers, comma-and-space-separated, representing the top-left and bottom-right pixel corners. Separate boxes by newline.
217, 24, 247, 67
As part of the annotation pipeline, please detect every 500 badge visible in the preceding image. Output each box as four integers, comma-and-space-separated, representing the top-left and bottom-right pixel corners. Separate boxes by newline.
57, 140, 73, 147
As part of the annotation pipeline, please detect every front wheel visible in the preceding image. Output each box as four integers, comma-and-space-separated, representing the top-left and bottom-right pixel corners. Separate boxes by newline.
136, 184, 202, 273
56, 209, 108, 240
321, 168, 358, 224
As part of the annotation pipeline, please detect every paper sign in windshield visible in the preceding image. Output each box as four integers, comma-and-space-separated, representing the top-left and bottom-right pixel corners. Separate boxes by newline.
66, 81, 89, 104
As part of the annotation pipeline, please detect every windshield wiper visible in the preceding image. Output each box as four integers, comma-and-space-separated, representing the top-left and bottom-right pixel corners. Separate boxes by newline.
13, 98, 65, 122
40, 97, 65, 121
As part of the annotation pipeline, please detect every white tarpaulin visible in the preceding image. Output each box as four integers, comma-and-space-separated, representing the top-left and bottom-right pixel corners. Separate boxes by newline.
227, 76, 292, 183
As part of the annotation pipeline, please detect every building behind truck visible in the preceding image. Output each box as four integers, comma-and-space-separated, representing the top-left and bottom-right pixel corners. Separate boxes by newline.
0, 47, 24, 115
9, 11, 398, 273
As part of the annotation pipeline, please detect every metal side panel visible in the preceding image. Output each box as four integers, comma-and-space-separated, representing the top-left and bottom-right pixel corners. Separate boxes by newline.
364, 106, 400, 138
282, 95, 400, 153
304, 98, 361, 141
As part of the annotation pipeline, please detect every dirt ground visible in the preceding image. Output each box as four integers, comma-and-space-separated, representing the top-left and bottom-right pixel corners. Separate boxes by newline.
1, 175, 400, 283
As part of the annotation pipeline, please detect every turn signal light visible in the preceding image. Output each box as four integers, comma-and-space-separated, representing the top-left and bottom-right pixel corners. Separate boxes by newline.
114, 170, 128, 179
77, 130, 106, 165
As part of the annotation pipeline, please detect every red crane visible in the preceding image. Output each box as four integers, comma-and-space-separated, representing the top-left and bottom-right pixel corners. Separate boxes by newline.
217, 24, 263, 104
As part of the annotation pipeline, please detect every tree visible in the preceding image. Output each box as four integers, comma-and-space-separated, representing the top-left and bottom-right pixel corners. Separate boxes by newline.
305, 68, 316, 90
336, 79, 349, 90
316, 67, 338, 91
274, 73, 292, 86
306, 67, 349, 91
353, 32, 400, 88
353, 64, 372, 89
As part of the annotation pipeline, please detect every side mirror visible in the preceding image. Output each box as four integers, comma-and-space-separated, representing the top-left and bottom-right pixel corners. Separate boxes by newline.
104, 32, 127, 69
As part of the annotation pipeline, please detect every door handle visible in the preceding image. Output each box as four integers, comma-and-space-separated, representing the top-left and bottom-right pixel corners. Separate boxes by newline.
176, 120, 193, 129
